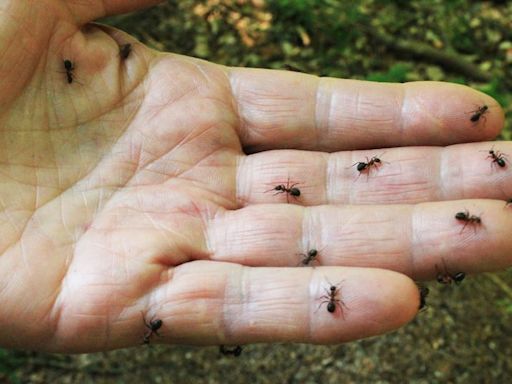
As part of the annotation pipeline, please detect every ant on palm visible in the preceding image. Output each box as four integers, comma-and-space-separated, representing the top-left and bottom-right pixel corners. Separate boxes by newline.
142, 312, 163, 345
265, 178, 301, 203
316, 280, 347, 318
298, 249, 319, 266
63, 59, 75, 84
455, 210, 482, 233
435, 259, 465, 285
469, 105, 489, 123
120, 43, 132, 60
219, 345, 243, 357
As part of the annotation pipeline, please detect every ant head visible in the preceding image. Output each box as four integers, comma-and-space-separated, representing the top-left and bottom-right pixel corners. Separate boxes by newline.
323, 276, 343, 290
455, 211, 467, 220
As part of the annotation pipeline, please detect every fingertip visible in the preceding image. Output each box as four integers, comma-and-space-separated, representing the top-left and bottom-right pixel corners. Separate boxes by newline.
311, 268, 419, 344
403, 82, 504, 145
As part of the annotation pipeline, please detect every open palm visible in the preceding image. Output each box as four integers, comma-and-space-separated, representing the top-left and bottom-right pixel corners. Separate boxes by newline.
0, 0, 509, 353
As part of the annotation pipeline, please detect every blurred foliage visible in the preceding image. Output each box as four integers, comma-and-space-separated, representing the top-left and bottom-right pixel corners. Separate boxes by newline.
103, 0, 512, 136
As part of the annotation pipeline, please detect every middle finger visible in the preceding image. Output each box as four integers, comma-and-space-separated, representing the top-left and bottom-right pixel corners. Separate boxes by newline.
208, 199, 512, 279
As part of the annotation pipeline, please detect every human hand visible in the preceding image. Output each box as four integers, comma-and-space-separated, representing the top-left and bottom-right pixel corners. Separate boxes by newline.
0, 0, 509, 353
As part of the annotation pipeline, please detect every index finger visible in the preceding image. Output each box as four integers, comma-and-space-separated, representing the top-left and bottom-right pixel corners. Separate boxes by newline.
228, 69, 504, 152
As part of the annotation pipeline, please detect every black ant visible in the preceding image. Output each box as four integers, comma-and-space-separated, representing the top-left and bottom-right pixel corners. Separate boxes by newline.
418, 286, 430, 310
351, 154, 386, 179
506, 198, 512, 208
63, 59, 75, 84
435, 259, 465, 285
316, 281, 346, 318
485, 147, 508, 169
219, 345, 243, 357
469, 105, 489, 123
142, 312, 163, 345
265, 178, 301, 203
455, 210, 482, 233
283, 63, 304, 72
120, 43, 132, 60
298, 249, 319, 266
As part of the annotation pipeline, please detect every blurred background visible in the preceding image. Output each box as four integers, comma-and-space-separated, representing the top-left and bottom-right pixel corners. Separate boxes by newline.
2, 0, 512, 382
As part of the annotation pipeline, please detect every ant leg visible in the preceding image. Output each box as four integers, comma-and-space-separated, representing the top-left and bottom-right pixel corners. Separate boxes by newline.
459, 221, 469, 234
335, 299, 346, 319
141, 312, 151, 329
441, 258, 448, 271
314, 300, 329, 313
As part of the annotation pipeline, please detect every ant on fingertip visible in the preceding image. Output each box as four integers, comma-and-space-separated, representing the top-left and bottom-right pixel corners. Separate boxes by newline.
219, 345, 243, 357
480, 146, 508, 169
435, 259, 465, 286
316, 280, 347, 318
265, 178, 301, 203
283, 63, 304, 72
142, 312, 163, 345
455, 210, 482, 234
469, 105, 489, 124
506, 198, 512, 208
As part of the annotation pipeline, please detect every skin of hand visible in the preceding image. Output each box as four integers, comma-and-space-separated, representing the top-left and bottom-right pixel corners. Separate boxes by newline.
0, 0, 509, 353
